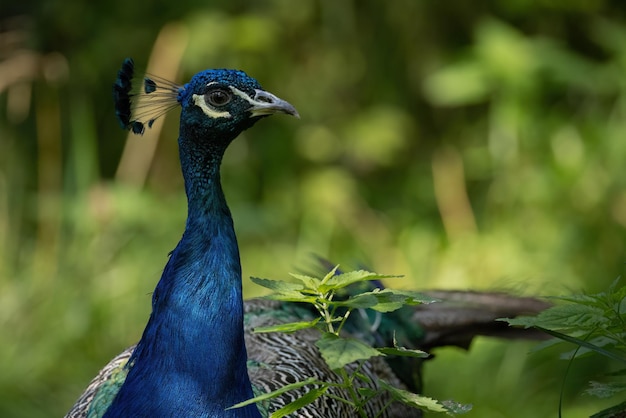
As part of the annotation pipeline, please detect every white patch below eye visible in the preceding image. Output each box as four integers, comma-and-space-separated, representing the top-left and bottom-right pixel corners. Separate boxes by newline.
192, 94, 232, 119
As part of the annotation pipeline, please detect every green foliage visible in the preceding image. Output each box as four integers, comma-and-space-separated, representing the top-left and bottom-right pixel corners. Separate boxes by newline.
505, 279, 626, 416
316, 333, 384, 370
241, 267, 466, 416
2, 2, 626, 417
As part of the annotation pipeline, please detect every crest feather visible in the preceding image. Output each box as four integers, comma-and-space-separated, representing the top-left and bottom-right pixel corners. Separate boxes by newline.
112, 58, 181, 135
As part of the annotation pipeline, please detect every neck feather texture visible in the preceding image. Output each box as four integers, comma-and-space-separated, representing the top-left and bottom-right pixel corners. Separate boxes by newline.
103, 131, 261, 418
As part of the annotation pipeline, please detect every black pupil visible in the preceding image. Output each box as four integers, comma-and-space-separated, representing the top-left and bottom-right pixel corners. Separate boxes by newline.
208, 89, 230, 106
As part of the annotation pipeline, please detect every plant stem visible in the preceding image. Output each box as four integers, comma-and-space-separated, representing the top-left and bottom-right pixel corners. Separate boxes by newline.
316, 295, 336, 334
337, 368, 368, 418
336, 308, 352, 335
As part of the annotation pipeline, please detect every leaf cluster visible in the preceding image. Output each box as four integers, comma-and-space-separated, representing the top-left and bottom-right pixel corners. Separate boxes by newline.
504, 278, 626, 417
233, 267, 470, 417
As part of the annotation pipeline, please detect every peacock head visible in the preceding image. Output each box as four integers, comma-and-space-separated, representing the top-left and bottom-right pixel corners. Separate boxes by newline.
113, 58, 298, 143
178, 69, 298, 142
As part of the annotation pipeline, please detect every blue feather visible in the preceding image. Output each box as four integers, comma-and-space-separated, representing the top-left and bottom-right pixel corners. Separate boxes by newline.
111, 58, 134, 129
103, 59, 298, 418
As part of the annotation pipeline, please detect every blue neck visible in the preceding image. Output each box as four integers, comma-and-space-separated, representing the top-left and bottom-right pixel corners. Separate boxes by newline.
104, 130, 260, 417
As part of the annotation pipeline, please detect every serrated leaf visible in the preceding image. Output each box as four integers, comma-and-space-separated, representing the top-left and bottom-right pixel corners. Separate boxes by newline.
270, 387, 328, 418
549, 282, 626, 315
335, 289, 438, 313
254, 318, 321, 334
507, 303, 609, 331
551, 294, 603, 306
371, 289, 439, 312
250, 277, 304, 293
288, 272, 321, 290
315, 333, 383, 370
250, 277, 315, 303
379, 380, 447, 413
227, 377, 319, 410
263, 293, 318, 303
321, 270, 402, 292
503, 315, 539, 328
391, 289, 440, 304
377, 346, 430, 359
263, 293, 317, 303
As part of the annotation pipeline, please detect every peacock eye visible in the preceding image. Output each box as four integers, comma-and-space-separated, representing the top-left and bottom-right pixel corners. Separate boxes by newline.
205, 88, 232, 107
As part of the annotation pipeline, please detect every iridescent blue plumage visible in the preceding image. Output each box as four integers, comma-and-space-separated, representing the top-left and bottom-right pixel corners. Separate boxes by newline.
103, 59, 297, 418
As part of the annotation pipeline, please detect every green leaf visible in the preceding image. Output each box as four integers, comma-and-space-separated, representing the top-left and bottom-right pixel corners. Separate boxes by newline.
377, 346, 430, 359
334, 293, 380, 309
378, 380, 448, 413
254, 318, 320, 334
506, 303, 609, 331
370, 289, 438, 312
503, 315, 539, 328
288, 272, 321, 290
335, 289, 438, 313
250, 277, 304, 293
392, 289, 441, 305
250, 277, 317, 303
227, 377, 319, 410
270, 387, 328, 418
264, 293, 318, 303
319, 265, 341, 286
315, 333, 383, 370
551, 293, 602, 306
321, 270, 402, 292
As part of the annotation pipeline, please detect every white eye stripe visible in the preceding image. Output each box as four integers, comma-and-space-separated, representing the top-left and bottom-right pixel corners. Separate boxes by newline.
229, 86, 257, 105
192, 94, 232, 119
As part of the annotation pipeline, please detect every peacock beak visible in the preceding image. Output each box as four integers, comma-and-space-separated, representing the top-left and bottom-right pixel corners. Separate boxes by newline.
248, 89, 300, 119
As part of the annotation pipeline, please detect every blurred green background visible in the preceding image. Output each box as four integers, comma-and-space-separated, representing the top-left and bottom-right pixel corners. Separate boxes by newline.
2, 1, 625, 417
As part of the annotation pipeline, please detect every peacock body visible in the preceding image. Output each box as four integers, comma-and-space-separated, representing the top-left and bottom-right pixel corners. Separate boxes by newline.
65, 59, 548, 418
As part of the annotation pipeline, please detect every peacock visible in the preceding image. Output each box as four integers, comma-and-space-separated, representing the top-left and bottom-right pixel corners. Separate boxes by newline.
65, 58, 549, 418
